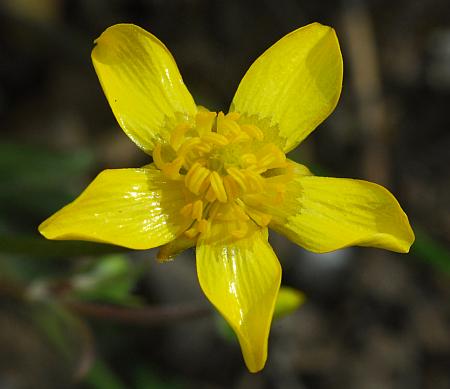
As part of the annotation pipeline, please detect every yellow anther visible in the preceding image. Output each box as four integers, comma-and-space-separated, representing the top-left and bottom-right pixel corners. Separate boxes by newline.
226, 167, 248, 192
257, 144, 286, 169
184, 154, 207, 169
197, 219, 210, 234
170, 123, 191, 150
180, 202, 193, 218
191, 167, 210, 195
205, 186, 217, 203
217, 112, 241, 136
162, 157, 184, 180
226, 112, 240, 121
184, 226, 199, 239
183, 217, 211, 239
192, 200, 203, 220
196, 111, 216, 134
216, 111, 225, 122
197, 174, 211, 194
241, 153, 257, 166
209, 201, 221, 218
241, 124, 264, 141
258, 154, 277, 169
185, 161, 202, 182
201, 132, 229, 146
223, 175, 240, 200
193, 142, 212, 154
185, 162, 211, 195
224, 119, 241, 136
244, 171, 264, 192
230, 131, 250, 143
195, 110, 217, 135
209, 171, 228, 203
177, 137, 202, 158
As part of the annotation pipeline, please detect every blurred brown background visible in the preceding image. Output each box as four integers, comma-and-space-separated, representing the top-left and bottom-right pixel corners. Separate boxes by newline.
0, 0, 449, 388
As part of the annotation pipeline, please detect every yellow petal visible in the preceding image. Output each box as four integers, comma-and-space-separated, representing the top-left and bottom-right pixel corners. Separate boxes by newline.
230, 23, 343, 152
39, 165, 189, 249
261, 163, 414, 253
92, 24, 197, 154
196, 223, 281, 372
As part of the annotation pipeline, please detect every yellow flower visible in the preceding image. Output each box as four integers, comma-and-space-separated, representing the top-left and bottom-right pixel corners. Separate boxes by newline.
39, 23, 414, 372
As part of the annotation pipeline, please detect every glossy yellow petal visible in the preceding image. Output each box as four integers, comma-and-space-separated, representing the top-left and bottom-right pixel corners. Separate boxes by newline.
197, 225, 281, 372
196, 223, 281, 373
253, 162, 414, 253
39, 165, 190, 249
92, 24, 197, 154
230, 23, 343, 152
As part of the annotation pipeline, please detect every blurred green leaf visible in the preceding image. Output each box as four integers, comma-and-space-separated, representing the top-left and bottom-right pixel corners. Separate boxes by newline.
0, 295, 84, 388
412, 226, 450, 273
0, 142, 94, 216
214, 312, 237, 344
0, 235, 126, 258
133, 365, 183, 389
0, 253, 71, 284
273, 286, 306, 320
85, 359, 127, 389
70, 255, 143, 305
32, 301, 90, 364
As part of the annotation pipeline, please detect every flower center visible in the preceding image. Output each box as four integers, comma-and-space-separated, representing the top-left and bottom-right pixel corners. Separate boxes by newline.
153, 110, 292, 240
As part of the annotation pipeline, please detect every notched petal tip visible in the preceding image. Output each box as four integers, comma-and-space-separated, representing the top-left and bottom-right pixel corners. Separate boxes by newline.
92, 24, 144, 64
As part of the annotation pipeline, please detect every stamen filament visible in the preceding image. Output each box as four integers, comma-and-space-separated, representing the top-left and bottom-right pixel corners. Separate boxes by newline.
209, 171, 228, 203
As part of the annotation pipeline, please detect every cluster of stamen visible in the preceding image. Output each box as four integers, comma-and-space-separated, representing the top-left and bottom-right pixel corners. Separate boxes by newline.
153, 110, 292, 241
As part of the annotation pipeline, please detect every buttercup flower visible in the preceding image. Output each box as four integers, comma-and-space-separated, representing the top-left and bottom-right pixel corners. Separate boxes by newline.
39, 23, 414, 372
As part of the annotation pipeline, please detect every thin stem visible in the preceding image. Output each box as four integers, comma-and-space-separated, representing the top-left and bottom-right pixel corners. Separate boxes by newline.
64, 300, 210, 326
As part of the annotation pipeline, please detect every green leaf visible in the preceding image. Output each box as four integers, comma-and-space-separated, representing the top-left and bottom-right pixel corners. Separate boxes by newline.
0, 142, 95, 216
0, 235, 127, 258
411, 226, 450, 273
70, 255, 143, 305
32, 301, 89, 363
85, 359, 127, 389
133, 365, 184, 389
273, 286, 305, 320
